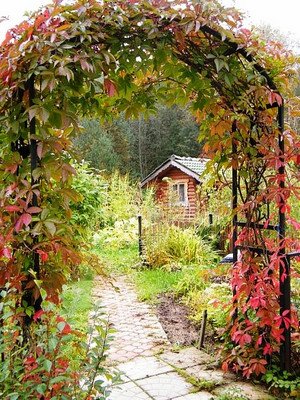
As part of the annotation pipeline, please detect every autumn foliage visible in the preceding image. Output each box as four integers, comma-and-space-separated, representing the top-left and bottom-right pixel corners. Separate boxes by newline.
0, 0, 299, 378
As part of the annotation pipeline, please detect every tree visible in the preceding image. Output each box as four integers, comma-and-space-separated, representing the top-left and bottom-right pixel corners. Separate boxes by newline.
73, 120, 120, 172
74, 104, 202, 178
127, 104, 202, 177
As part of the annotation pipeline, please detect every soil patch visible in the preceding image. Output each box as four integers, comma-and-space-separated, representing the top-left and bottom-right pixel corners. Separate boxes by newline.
156, 294, 199, 346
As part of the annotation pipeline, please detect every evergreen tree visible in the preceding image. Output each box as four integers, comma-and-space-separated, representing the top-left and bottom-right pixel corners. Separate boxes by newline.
73, 104, 202, 177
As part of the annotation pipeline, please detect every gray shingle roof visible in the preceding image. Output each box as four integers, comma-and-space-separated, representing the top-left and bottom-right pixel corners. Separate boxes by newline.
141, 154, 208, 187
171, 155, 207, 175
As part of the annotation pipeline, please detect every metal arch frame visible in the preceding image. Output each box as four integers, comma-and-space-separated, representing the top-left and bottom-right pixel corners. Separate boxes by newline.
17, 9, 292, 370
231, 104, 290, 371
194, 25, 291, 371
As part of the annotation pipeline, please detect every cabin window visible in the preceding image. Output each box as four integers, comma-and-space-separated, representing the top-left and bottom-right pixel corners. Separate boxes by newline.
172, 182, 188, 206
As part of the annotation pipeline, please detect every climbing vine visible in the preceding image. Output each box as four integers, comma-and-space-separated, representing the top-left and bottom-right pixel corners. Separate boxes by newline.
0, 0, 299, 376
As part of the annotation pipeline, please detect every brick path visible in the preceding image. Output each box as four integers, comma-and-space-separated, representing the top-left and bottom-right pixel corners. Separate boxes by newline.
92, 276, 275, 400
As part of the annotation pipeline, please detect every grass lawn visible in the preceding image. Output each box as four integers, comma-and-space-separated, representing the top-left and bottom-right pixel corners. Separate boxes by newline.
94, 243, 139, 275
95, 242, 182, 303
132, 268, 183, 302
62, 279, 94, 332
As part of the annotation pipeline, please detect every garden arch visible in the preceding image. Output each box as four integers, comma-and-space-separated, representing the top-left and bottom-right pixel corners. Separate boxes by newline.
0, 0, 299, 375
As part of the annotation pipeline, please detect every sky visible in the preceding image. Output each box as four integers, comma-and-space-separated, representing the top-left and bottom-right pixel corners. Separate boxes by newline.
222, 0, 300, 47
0, 0, 299, 46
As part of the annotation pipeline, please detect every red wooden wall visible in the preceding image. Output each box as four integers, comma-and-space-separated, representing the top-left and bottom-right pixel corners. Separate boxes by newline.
146, 166, 199, 221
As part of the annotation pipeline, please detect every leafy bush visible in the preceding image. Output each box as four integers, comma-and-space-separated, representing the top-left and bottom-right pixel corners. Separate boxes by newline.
0, 286, 116, 399
133, 268, 183, 302
196, 172, 232, 252
70, 161, 107, 234
263, 366, 300, 398
102, 172, 139, 226
184, 282, 232, 328
143, 225, 218, 269
92, 173, 156, 252
68, 162, 108, 279
93, 218, 138, 250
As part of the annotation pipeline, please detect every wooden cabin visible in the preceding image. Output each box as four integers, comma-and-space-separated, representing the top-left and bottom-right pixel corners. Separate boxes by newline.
141, 155, 207, 221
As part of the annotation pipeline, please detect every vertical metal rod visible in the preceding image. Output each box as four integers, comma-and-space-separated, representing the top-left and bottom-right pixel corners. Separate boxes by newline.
28, 76, 40, 278
278, 102, 291, 372
232, 123, 238, 263
138, 214, 143, 257
232, 123, 238, 320
198, 309, 207, 348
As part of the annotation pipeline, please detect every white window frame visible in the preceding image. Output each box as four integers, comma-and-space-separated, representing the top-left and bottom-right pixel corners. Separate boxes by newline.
171, 182, 188, 207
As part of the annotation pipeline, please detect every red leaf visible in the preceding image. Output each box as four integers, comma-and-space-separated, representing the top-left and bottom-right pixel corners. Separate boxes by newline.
26, 207, 42, 214
1, 247, 12, 259
263, 343, 272, 355
221, 361, 229, 372
4, 205, 21, 212
5, 163, 19, 174
56, 316, 72, 334
33, 309, 44, 321
62, 323, 71, 334
24, 356, 36, 365
104, 78, 117, 97
37, 249, 49, 263
15, 213, 32, 232
268, 90, 283, 106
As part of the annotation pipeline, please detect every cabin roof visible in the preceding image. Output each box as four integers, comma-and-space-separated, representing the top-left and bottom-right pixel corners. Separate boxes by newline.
140, 154, 208, 187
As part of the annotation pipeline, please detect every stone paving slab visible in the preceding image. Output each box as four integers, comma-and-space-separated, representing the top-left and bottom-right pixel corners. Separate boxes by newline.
93, 276, 169, 364
136, 371, 194, 400
159, 348, 213, 370
185, 365, 236, 385
117, 356, 173, 381
108, 381, 152, 400
212, 382, 275, 400
174, 393, 213, 400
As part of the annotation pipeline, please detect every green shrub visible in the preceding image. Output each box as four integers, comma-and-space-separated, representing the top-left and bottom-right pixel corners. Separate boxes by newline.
263, 366, 300, 398
70, 161, 107, 234
0, 286, 116, 399
184, 282, 232, 328
143, 224, 218, 269
95, 244, 139, 275
103, 171, 139, 226
93, 217, 138, 249
133, 268, 183, 302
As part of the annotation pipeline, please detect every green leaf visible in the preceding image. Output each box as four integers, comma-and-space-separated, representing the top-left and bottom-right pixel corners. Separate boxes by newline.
36, 384, 47, 395
44, 221, 56, 236
214, 58, 224, 73
50, 376, 68, 384
48, 337, 58, 351
41, 208, 50, 220
57, 321, 66, 332
8, 394, 19, 400
43, 359, 52, 373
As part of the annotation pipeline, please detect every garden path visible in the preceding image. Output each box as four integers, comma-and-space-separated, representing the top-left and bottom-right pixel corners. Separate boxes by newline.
92, 276, 275, 400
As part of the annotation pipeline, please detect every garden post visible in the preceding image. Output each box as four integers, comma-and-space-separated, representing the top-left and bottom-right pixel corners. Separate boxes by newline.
278, 102, 291, 372
138, 214, 143, 257
28, 75, 40, 279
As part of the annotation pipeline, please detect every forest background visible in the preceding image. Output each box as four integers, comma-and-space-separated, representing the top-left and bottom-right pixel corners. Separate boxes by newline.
73, 104, 202, 178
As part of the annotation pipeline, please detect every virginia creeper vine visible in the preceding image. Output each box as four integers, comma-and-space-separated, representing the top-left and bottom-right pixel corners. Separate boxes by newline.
0, 0, 299, 375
